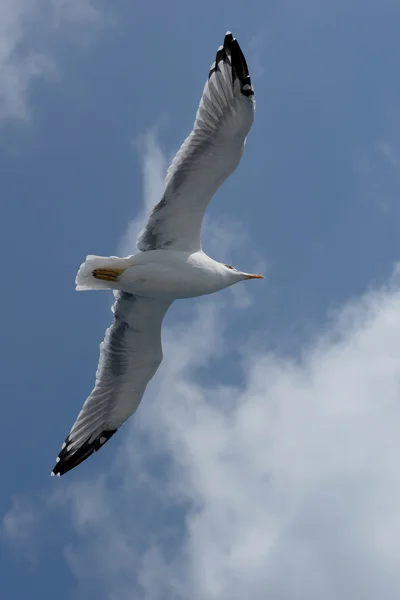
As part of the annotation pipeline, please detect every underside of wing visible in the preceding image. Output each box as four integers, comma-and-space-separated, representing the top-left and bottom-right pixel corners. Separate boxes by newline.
52, 292, 172, 476
137, 32, 255, 253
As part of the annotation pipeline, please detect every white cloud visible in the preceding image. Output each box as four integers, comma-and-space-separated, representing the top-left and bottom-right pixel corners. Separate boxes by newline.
39, 270, 400, 600
0, 0, 105, 122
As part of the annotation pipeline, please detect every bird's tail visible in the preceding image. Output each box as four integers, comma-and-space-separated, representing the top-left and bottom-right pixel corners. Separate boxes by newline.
75, 255, 130, 291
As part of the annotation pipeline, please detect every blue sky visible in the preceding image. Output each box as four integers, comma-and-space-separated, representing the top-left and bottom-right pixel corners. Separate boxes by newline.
2, 0, 400, 599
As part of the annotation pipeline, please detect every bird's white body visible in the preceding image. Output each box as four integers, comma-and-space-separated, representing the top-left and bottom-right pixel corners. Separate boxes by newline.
76, 250, 240, 299
52, 32, 261, 476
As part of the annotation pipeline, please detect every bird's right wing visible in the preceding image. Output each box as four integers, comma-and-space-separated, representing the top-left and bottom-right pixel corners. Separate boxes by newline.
137, 32, 255, 253
52, 292, 172, 476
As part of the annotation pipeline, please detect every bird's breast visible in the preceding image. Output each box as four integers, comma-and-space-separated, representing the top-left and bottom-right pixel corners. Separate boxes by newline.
118, 261, 226, 299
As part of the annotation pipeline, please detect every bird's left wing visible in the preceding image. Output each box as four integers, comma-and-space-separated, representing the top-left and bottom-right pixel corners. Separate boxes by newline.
137, 32, 255, 253
52, 292, 172, 476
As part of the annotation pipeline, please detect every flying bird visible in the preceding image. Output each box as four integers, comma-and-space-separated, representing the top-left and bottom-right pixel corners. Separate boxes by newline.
52, 31, 261, 476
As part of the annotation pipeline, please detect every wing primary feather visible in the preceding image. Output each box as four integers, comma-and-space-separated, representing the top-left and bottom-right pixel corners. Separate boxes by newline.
225, 35, 254, 97
51, 429, 118, 477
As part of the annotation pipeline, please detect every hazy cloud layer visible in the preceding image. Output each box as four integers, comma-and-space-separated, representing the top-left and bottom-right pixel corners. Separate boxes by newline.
0, 0, 105, 121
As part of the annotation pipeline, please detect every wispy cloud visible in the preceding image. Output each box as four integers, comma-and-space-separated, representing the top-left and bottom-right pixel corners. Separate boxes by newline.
119, 129, 168, 256
355, 115, 400, 215
0, 0, 106, 122
26, 266, 400, 600
51, 267, 400, 600
1, 496, 41, 566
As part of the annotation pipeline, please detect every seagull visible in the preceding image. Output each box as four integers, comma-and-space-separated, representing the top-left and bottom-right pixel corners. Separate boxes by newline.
52, 31, 262, 477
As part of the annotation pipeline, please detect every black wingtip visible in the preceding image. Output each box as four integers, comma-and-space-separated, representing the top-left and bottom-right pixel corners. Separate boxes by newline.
51, 429, 118, 477
209, 32, 254, 98
229, 38, 253, 96
224, 31, 234, 44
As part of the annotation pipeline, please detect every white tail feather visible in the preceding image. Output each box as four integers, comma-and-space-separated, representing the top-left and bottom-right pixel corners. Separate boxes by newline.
75, 255, 129, 291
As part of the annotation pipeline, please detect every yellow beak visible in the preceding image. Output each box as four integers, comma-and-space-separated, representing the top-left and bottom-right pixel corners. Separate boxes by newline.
243, 273, 264, 280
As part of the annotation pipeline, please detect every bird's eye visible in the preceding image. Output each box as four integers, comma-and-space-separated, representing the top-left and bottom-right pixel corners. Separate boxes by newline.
224, 264, 234, 270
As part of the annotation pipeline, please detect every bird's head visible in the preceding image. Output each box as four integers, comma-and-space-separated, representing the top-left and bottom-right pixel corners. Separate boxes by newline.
222, 263, 264, 284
